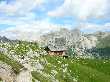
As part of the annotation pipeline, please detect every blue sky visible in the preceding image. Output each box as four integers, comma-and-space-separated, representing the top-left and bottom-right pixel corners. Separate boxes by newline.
0, 0, 110, 40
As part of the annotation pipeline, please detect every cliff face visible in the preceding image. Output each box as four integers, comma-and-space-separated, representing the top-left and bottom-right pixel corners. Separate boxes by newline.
40, 28, 82, 47
40, 28, 98, 48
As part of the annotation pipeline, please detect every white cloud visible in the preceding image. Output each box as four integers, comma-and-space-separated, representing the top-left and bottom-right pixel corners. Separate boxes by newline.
0, 0, 110, 40
0, 0, 44, 15
0, 20, 69, 41
79, 23, 110, 33
48, 0, 108, 20
0, 0, 71, 41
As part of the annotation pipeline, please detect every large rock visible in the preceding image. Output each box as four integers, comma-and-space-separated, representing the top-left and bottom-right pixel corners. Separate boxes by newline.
0, 61, 32, 82
16, 69, 32, 82
0, 61, 16, 82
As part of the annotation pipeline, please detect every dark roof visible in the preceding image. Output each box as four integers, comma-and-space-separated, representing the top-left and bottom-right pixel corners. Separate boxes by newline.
48, 45, 66, 51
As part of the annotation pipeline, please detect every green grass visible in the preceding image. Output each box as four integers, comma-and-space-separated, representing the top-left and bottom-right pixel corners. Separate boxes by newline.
0, 52, 24, 74
32, 56, 110, 82
32, 71, 52, 82
68, 60, 110, 82
0, 41, 40, 56
1, 41, 110, 82
74, 59, 110, 76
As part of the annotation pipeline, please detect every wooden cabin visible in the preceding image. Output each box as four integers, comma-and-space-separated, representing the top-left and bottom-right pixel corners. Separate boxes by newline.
45, 45, 67, 56
44, 37, 67, 56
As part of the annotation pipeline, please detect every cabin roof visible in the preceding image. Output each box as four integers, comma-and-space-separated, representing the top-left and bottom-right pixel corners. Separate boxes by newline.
48, 45, 66, 51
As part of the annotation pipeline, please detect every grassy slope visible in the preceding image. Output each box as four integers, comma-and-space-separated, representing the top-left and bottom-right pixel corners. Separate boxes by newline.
1, 41, 110, 82
0, 52, 24, 74
32, 56, 110, 82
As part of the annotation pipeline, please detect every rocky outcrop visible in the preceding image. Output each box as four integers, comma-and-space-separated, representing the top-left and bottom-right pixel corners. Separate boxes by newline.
0, 61, 16, 82
40, 28, 81, 47
76, 35, 98, 49
16, 69, 32, 82
0, 61, 32, 82
0, 36, 11, 43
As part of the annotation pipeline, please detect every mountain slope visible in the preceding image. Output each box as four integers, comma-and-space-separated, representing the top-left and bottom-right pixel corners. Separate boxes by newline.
0, 38, 110, 82
88, 33, 110, 58
32, 56, 110, 82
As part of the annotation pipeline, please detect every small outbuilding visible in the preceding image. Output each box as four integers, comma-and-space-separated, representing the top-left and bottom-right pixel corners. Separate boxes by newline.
44, 37, 67, 56
45, 45, 67, 56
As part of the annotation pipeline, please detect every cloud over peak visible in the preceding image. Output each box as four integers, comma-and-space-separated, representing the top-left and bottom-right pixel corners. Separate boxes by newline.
0, 20, 69, 41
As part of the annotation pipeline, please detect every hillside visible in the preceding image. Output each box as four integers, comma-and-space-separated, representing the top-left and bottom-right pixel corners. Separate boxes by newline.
1, 53, 110, 82
32, 56, 110, 82
0, 39, 110, 82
